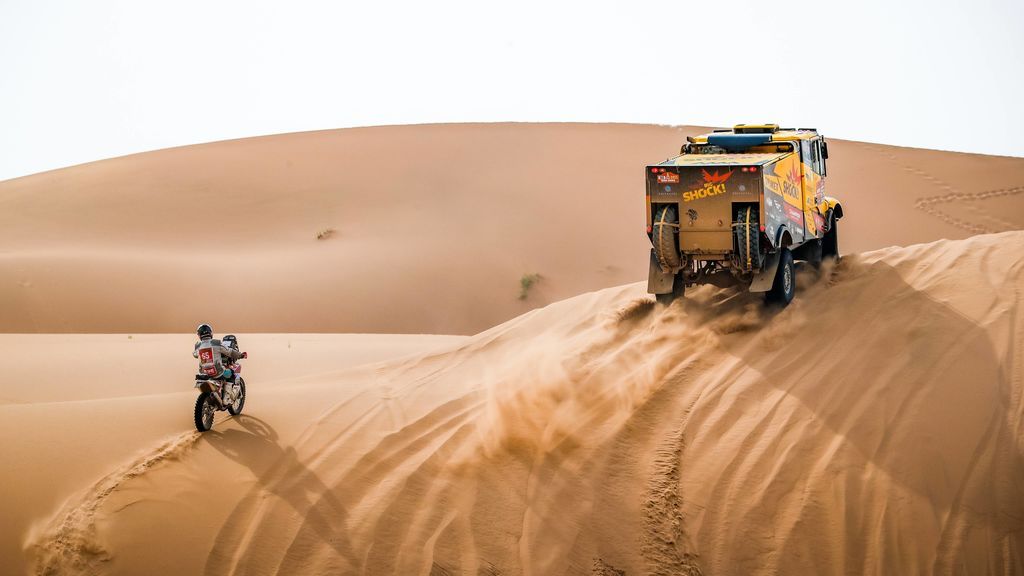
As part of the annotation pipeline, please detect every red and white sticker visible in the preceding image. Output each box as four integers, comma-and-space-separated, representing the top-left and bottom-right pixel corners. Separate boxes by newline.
199, 348, 218, 376
657, 172, 680, 184
784, 203, 804, 224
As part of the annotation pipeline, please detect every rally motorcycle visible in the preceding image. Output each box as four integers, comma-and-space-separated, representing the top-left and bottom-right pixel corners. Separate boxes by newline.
193, 359, 247, 432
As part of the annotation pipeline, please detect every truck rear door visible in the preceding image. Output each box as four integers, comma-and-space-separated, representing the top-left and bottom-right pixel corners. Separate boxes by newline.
648, 165, 761, 254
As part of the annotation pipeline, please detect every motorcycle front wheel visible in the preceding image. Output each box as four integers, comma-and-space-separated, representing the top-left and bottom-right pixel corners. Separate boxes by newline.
194, 391, 216, 432
227, 378, 246, 416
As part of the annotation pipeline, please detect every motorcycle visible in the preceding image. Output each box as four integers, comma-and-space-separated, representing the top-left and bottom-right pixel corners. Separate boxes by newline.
193, 360, 247, 432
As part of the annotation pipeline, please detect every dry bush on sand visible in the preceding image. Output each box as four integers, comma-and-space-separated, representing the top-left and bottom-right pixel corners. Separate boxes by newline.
518, 273, 541, 300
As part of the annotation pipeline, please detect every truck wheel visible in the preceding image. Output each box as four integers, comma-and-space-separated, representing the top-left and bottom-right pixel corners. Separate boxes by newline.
767, 248, 795, 305
822, 215, 840, 260
652, 205, 682, 270
734, 206, 761, 272
655, 273, 685, 305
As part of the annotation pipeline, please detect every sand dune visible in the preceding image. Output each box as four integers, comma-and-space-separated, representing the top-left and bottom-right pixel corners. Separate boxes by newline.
15, 231, 1024, 575
2, 123, 1022, 334
3, 124, 1024, 575
0, 334, 466, 575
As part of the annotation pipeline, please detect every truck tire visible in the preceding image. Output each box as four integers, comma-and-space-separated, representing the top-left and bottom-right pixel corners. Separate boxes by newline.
822, 215, 839, 260
652, 205, 682, 270
734, 206, 761, 272
655, 273, 685, 305
766, 248, 795, 305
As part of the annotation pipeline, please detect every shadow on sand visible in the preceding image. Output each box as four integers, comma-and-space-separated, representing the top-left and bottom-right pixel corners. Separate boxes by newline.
200, 414, 357, 575
675, 257, 1023, 573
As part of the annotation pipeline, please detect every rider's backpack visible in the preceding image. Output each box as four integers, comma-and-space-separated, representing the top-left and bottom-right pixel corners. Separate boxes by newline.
197, 340, 223, 377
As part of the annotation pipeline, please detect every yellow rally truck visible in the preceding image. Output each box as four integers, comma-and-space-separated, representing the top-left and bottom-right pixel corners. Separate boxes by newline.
646, 124, 844, 305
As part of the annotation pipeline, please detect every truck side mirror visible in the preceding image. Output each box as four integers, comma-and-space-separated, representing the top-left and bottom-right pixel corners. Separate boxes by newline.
821, 140, 829, 160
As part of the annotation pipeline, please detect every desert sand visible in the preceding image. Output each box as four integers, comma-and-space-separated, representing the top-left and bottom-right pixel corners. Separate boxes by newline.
2, 123, 1024, 575
3, 123, 1023, 335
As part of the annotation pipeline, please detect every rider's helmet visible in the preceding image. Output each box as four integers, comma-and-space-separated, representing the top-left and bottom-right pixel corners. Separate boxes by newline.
222, 334, 238, 350
197, 323, 213, 341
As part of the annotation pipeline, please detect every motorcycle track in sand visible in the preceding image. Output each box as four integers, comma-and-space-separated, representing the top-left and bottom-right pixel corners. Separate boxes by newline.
24, 232, 1024, 575
25, 431, 201, 576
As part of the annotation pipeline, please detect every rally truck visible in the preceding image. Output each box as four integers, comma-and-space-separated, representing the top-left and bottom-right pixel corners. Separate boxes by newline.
646, 124, 844, 306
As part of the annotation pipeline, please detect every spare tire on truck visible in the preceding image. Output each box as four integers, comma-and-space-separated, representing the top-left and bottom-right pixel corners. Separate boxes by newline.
652, 205, 681, 269
734, 206, 762, 272
652, 205, 685, 304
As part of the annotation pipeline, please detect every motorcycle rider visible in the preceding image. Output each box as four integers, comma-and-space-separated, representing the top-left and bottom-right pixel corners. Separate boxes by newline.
193, 324, 247, 381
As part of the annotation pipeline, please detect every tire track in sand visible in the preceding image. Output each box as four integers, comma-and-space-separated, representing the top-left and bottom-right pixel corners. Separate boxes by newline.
862, 142, 1024, 234
26, 431, 200, 576
222, 394, 485, 575
914, 185, 1024, 235
641, 370, 705, 576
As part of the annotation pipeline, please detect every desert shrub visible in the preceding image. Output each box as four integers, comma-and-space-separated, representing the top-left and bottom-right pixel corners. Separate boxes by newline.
519, 273, 541, 300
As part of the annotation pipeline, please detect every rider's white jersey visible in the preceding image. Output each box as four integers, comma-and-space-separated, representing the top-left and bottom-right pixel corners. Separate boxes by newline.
193, 339, 241, 376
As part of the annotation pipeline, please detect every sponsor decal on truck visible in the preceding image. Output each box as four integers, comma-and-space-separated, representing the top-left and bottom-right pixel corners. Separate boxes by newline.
784, 203, 804, 224
683, 169, 734, 202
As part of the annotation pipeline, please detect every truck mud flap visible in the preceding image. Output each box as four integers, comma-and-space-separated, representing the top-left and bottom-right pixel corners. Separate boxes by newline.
748, 251, 780, 293
647, 249, 676, 294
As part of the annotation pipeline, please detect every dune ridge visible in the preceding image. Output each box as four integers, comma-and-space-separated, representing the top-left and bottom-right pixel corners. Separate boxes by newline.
24, 231, 1024, 575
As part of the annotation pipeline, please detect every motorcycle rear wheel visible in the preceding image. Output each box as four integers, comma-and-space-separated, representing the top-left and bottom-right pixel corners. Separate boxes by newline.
194, 392, 216, 432
227, 378, 246, 416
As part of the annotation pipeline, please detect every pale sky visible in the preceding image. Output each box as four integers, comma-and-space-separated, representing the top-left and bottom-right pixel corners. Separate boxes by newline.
1, 0, 1022, 181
